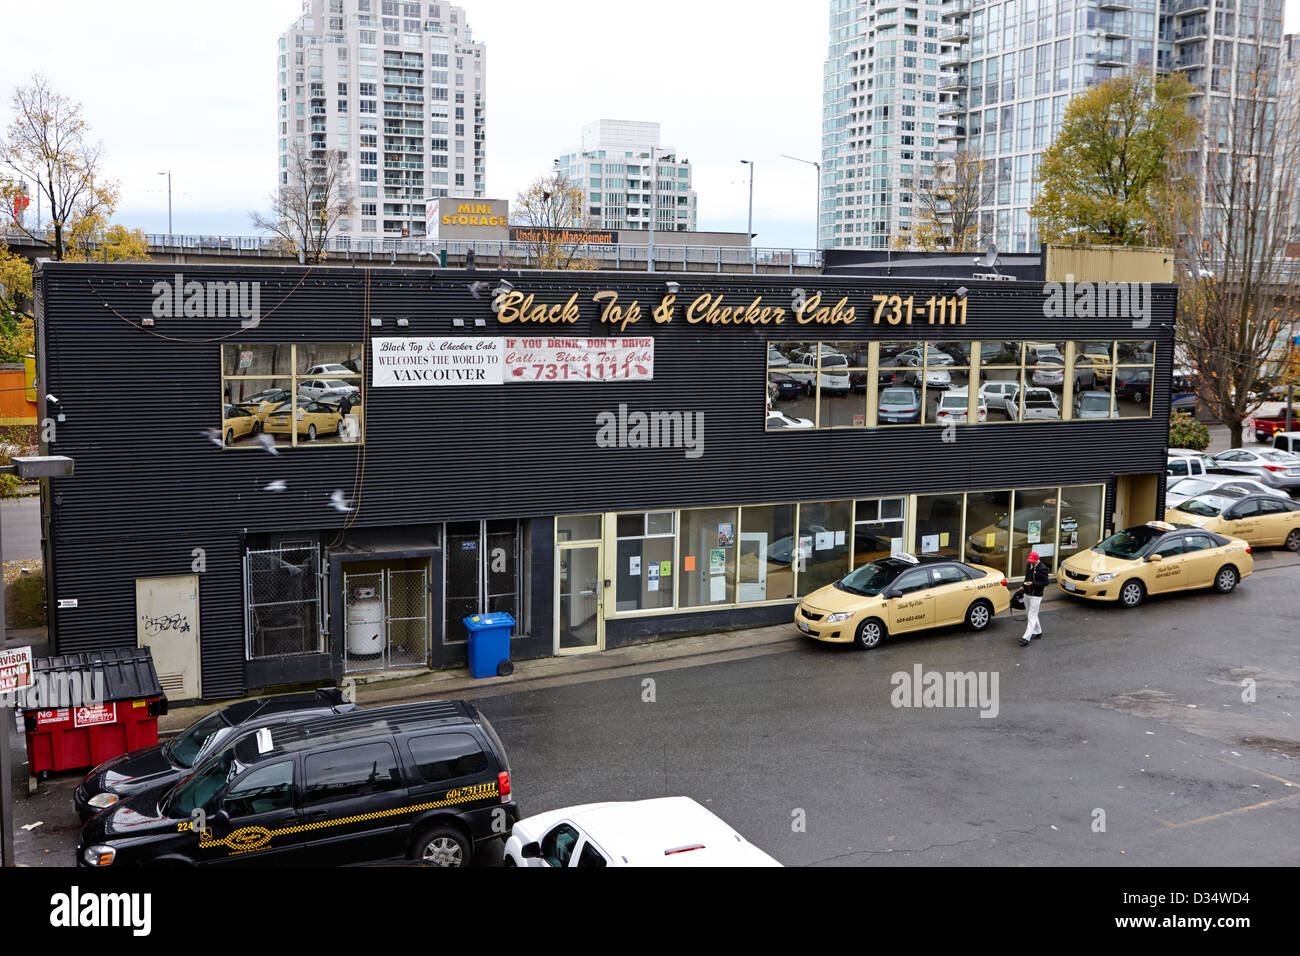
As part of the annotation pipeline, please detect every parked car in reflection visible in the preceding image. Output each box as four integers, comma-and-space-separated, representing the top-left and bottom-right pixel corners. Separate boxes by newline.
766, 347, 790, 369
767, 371, 802, 400
935, 388, 988, 423
786, 352, 850, 395
1073, 390, 1116, 419
221, 404, 261, 445
263, 399, 347, 440
878, 387, 921, 424
1115, 368, 1152, 403
297, 378, 362, 402
766, 410, 815, 430
898, 352, 952, 389
1072, 354, 1101, 391
1030, 356, 1065, 387
979, 380, 1019, 409
1004, 386, 1061, 421
235, 387, 293, 422
304, 363, 358, 377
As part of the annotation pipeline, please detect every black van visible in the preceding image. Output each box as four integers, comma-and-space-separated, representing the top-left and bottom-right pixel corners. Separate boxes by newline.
74, 688, 358, 821
77, 700, 518, 868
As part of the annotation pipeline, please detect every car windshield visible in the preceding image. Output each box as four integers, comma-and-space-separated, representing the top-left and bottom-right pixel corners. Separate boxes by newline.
836, 560, 904, 596
1178, 495, 1234, 517
1170, 478, 1214, 496
1094, 526, 1163, 559
822, 355, 848, 368
165, 749, 239, 817
164, 712, 232, 768
1079, 394, 1109, 411
880, 389, 914, 404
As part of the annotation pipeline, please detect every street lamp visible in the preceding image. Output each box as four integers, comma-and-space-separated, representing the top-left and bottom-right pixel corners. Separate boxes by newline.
0, 455, 75, 868
740, 160, 754, 246
157, 171, 172, 237
782, 154, 821, 250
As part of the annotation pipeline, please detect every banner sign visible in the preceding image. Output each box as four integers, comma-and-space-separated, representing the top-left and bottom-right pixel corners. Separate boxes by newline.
373, 338, 653, 386
504, 337, 653, 383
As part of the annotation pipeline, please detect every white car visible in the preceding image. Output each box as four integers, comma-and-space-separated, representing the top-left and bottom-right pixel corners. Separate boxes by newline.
1004, 386, 1060, 420
979, 380, 1019, 407
786, 353, 850, 395
767, 410, 814, 429
1165, 475, 1288, 510
503, 797, 782, 867
935, 389, 988, 423
897, 352, 953, 389
297, 378, 361, 402
305, 363, 357, 377
766, 347, 790, 369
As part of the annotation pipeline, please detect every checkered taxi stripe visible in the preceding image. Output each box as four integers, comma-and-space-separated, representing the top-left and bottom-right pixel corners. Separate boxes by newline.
198, 786, 497, 853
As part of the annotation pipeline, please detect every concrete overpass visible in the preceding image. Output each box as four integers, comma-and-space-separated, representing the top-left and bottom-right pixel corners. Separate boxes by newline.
0, 228, 824, 275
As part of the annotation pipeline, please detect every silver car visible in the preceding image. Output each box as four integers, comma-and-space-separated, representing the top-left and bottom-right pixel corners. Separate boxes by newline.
878, 387, 921, 424
1073, 390, 1116, 419
298, 378, 361, 402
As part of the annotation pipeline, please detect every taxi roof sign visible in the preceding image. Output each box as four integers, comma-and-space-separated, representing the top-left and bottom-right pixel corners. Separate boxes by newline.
1146, 520, 1177, 532
890, 552, 920, 564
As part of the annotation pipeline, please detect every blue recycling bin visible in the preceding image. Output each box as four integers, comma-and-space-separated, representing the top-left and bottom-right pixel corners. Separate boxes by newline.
463, 612, 516, 678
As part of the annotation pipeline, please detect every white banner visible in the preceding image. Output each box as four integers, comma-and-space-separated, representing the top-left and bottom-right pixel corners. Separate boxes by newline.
503, 337, 654, 383
372, 338, 504, 387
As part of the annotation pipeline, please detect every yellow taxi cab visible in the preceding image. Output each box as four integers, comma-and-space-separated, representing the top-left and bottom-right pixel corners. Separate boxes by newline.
220, 404, 260, 445
1057, 520, 1253, 609
235, 387, 294, 423
795, 553, 1011, 650
1165, 492, 1300, 552
263, 400, 344, 441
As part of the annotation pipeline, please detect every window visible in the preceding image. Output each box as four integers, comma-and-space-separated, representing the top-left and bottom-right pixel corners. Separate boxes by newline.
854, 498, 905, 566
444, 519, 524, 644
615, 512, 676, 612
916, 493, 962, 558
541, 824, 580, 867
578, 842, 607, 867
679, 508, 739, 608
304, 743, 403, 804
223, 762, 294, 818
406, 733, 488, 782
221, 343, 363, 450
796, 501, 853, 597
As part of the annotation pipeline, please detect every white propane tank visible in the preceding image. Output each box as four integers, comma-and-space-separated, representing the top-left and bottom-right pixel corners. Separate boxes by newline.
347, 588, 384, 657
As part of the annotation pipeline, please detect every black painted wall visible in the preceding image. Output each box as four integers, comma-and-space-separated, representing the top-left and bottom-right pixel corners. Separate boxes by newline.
37, 262, 1175, 698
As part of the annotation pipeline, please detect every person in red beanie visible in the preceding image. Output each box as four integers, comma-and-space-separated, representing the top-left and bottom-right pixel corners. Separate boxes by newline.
1019, 551, 1049, 646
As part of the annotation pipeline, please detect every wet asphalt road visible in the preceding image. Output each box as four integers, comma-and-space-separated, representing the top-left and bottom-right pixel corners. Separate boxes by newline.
12, 549, 1300, 867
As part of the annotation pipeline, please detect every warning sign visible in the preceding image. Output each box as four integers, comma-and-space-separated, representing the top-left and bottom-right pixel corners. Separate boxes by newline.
0, 645, 33, 694
36, 709, 69, 725
73, 703, 116, 727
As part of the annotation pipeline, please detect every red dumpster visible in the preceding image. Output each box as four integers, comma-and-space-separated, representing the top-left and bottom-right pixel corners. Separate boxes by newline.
21, 647, 168, 778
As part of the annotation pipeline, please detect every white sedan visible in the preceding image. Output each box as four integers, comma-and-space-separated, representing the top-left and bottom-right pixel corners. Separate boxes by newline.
1165, 475, 1289, 509
503, 797, 781, 867
766, 410, 814, 429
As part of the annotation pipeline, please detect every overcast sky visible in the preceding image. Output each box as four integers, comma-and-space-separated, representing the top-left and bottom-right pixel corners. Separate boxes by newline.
2, 0, 1298, 249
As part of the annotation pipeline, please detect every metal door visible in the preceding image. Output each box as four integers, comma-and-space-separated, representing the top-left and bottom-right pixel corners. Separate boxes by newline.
136, 575, 201, 700
343, 567, 429, 673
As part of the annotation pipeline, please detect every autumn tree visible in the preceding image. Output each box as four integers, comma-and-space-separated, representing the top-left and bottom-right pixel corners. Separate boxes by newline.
896, 151, 991, 251
0, 75, 119, 260
1172, 35, 1300, 448
1031, 73, 1199, 246
250, 144, 353, 264
0, 242, 32, 361
512, 171, 596, 269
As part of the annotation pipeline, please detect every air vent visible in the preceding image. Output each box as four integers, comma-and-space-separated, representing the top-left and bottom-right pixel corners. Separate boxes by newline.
158, 673, 187, 695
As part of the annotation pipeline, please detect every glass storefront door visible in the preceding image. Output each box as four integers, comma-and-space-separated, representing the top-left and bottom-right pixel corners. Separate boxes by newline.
557, 544, 603, 653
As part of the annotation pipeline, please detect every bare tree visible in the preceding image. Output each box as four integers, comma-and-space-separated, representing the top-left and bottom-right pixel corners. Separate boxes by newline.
1173, 30, 1300, 448
251, 145, 353, 264
0, 74, 118, 260
897, 151, 992, 251
512, 171, 596, 269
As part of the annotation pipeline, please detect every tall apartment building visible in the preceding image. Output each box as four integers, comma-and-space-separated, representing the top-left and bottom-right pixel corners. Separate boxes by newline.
820, 0, 950, 250
822, 0, 1285, 254
278, 0, 486, 240
555, 120, 698, 233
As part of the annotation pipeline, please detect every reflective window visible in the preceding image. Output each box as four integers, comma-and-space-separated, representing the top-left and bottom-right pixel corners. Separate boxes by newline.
223, 761, 294, 818
876, 341, 923, 428
556, 514, 601, 543
304, 743, 402, 805
916, 493, 963, 558
1115, 341, 1155, 419
221, 343, 364, 449
819, 341, 868, 428
615, 512, 676, 612
1010, 488, 1060, 573
737, 504, 795, 602
853, 497, 906, 567
1058, 484, 1104, 563
796, 501, 853, 596
679, 508, 739, 608
964, 490, 1013, 575
406, 732, 489, 783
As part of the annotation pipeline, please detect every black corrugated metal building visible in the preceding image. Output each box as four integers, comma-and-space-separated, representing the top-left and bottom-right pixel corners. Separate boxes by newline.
36, 261, 1174, 702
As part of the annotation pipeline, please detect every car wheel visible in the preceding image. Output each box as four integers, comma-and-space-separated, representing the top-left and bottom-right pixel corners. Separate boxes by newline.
411, 825, 470, 867
224, 429, 234, 447
1213, 565, 1239, 594
1285, 529, 1300, 552
855, 617, 885, 650
965, 599, 994, 631
308, 424, 317, 441
1118, 579, 1145, 608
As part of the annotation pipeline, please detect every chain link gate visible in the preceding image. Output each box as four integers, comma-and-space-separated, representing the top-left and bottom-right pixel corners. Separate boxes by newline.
245, 546, 325, 660
344, 567, 429, 673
